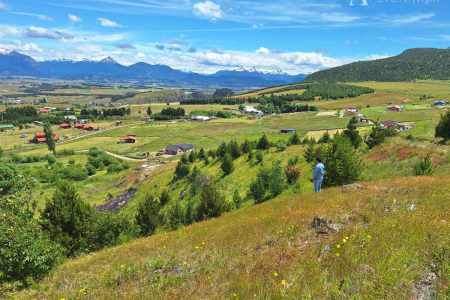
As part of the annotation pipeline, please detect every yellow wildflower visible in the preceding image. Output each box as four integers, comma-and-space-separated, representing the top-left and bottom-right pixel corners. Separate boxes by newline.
336, 253, 340, 257
183, 261, 187, 265
120, 264, 124, 268
274, 272, 278, 276
336, 245, 341, 249
342, 239, 347, 243
281, 280, 286, 286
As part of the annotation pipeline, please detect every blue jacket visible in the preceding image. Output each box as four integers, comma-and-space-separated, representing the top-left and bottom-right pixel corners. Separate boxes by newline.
313, 163, 325, 181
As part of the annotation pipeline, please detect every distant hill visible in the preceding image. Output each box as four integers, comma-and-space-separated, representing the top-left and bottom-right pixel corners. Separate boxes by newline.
304, 48, 450, 83
0, 49, 306, 89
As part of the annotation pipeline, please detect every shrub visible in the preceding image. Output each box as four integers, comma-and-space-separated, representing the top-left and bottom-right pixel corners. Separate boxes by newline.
435, 110, 450, 140
0, 195, 64, 283
57, 148, 76, 156
288, 155, 300, 166
85, 163, 97, 176
255, 151, 264, 164
88, 147, 105, 157
276, 140, 287, 152
284, 166, 302, 185
268, 160, 288, 196
47, 156, 56, 165
166, 200, 185, 230
188, 150, 197, 163
68, 159, 75, 165
196, 184, 230, 220
40, 181, 95, 256
107, 162, 130, 173
290, 132, 301, 145
249, 178, 266, 203
229, 139, 242, 159
0, 163, 25, 194
159, 189, 171, 205
66, 164, 89, 181
220, 153, 234, 175
413, 153, 433, 176
175, 161, 190, 179
232, 189, 243, 209
11, 153, 23, 163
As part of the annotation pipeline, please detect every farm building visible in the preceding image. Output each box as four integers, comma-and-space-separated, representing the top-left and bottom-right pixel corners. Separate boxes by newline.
223, 107, 232, 111
165, 143, 194, 155
347, 106, 358, 114
74, 123, 84, 129
29, 132, 59, 144
116, 121, 123, 126
379, 120, 396, 128
38, 109, 50, 114
387, 105, 403, 111
64, 115, 77, 122
434, 100, 449, 106
280, 129, 296, 133
83, 125, 94, 131
59, 123, 71, 129
395, 123, 414, 131
248, 115, 256, 120
119, 135, 136, 143
62, 107, 71, 111
80, 119, 89, 124
0, 125, 14, 130
33, 121, 43, 126
142, 116, 151, 121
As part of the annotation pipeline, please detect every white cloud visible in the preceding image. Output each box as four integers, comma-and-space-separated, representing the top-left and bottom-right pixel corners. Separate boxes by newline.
0, 40, 42, 52
255, 47, 270, 54
0, 1, 10, 10
386, 13, 435, 24
0, 26, 76, 43
97, 17, 122, 27
165, 38, 188, 45
322, 13, 359, 23
193, 1, 223, 22
115, 41, 136, 49
69, 14, 82, 22
252, 25, 258, 29
12, 12, 54, 21
344, 41, 351, 45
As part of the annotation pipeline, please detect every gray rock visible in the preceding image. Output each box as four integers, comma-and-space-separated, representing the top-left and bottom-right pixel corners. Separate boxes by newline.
342, 183, 362, 190
312, 216, 345, 234
411, 270, 437, 300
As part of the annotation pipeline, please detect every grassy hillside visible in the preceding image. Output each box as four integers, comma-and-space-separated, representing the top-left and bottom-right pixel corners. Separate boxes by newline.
9, 176, 450, 299
304, 48, 450, 83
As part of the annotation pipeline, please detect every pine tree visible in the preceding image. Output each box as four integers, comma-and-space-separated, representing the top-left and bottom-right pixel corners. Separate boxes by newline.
166, 200, 185, 230
204, 156, 210, 165
303, 143, 316, 163
217, 142, 229, 158
159, 189, 171, 205
43, 122, 56, 155
175, 161, 190, 179
290, 132, 300, 145
135, 194, 161, 236
241, 139, 253, 153
188, 150, 197, 163
257, 134, 270, 150
232, 189, 243, 209
229, 139, 242, 159
413, 153, 434, 175
365, 124, 386, 149
343, 117, 362, 148
196, 184, 230, 220
435, 110, 450, 140
180, 153, 188, 164
147, 106, 152, 116
322, 135, 363, 188
268, 160, 288, 196
221, 153, 234, 175
40, 181, 94, 256
198, 147, 206, 159
125, 107, 131, 115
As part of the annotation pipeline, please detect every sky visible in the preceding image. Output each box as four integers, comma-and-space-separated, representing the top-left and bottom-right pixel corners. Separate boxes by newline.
0, 0, 449, 75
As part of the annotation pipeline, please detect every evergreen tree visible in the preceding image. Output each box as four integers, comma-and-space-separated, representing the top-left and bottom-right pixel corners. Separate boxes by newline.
180, 153, 188, 164
229, 139, 242, 159
290, 132, 300, 145
43, 122, 56, 156
413, 153, 434, 176
188, 150, 197, 163
0, 146, 3, 158
322, 135, 363, 188
365, 124, 386, 149
159, 189, 171, 205
249, 178, 266, 203
166, 200, 185, 230
204, 155, 210, 165
303, 143, 316, 163
198, 147, 206, 159
147, 106, 152, 116
232, 189, 243, 209
196, 184, 230, 220
257, 134, 270, 150
40, 181, 94, 256
217, 142, 229, 158
435, 110, 450, 140
343, 117, 362, 148
175, 161, 190, 179
125, 107, 131, 115
241, 139, 253, 153
136, 194, 161, 236
221, 153, 234, 175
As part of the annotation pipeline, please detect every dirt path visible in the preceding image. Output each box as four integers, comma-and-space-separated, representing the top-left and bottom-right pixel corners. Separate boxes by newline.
104, 151, 149, 162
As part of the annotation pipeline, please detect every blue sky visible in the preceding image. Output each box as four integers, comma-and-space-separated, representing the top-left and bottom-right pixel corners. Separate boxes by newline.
0, 0, 449, 74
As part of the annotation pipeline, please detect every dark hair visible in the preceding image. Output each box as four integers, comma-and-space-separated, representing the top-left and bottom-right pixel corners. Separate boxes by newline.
315, 157, 322, 163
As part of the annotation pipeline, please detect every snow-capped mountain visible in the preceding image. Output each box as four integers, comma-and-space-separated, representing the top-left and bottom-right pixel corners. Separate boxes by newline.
212, 66, 306, 83
0, 49, 308, 88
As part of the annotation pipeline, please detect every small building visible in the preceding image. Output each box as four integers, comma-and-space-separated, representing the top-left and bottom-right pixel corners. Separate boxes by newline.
360, 117, 371, 124
80, 119, 89, 124
63, 133, 75, 139
248, 115, 256, 120
29, 132, 59, 143
39, 109, 50, 114
223, 107, 232, 111
387, 105, 403, 112
433, 100, 449, 106
0, 124, 14, 131
33, 121, 43, 126
280, 129, 296, 133
83, 125, 94, 131
74, 123, 84, 129
395, 123, 414, 131
59, 123, 71, 129
116, 121, 123, 126
62, 107, 71, 111
64, 115, 77, 122
119, 135, 137, 143
379, 120, 396, 129
147, 119, 154, 122
142, 116, 151, 121
165, 143, 194, 155
347, 106, 358, 114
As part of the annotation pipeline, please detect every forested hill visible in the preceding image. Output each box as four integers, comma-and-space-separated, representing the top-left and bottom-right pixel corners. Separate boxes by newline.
304, 48, 450, 83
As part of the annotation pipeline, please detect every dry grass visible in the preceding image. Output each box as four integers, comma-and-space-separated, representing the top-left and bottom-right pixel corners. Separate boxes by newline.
10, 176, 450, 299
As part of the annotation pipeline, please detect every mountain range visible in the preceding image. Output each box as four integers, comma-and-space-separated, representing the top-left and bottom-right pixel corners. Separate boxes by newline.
0, 49, 307, 89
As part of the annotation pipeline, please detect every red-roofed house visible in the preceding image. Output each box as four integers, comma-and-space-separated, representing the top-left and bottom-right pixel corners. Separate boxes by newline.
74, 123, 84, 129
60, 123, 71, 129
83, 125, 94, 131
29, 132, 59, 143
142, 116, 151, 121
379, 120, 396, 128
119, 135, 137, 143
39, 109, 50, 114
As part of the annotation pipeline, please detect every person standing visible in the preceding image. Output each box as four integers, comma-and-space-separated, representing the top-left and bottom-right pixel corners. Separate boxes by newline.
312, 157, 325, 194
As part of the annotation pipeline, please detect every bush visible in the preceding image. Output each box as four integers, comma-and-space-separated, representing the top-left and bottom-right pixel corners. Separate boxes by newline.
284, 166, 302, 185
88, 147, 105, 157
175, 161, 190, 179
68, 159, 75, 165
255, 151, 264, 164
136, 194, 161, 236
0, 195, 64, 283
107, 162, 130, 173
249, 178, 266, 203
11, 153, 23, 163
276, 140, 287, 152
85, 163, 97, 176
435, 110, 450, 140
232, 189, 243, 209
288, 155, 300, 166
290, 132, 301, 145
413, 153, 433, 176
66, 164, 89, 181
196, 184, 230, 221
0, 163, 25, 194
268, 160, 288, 196
166, 200, 185, 230
47, 156, 56, 165
57, 149, 76, 156
159, 189, 171, 205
